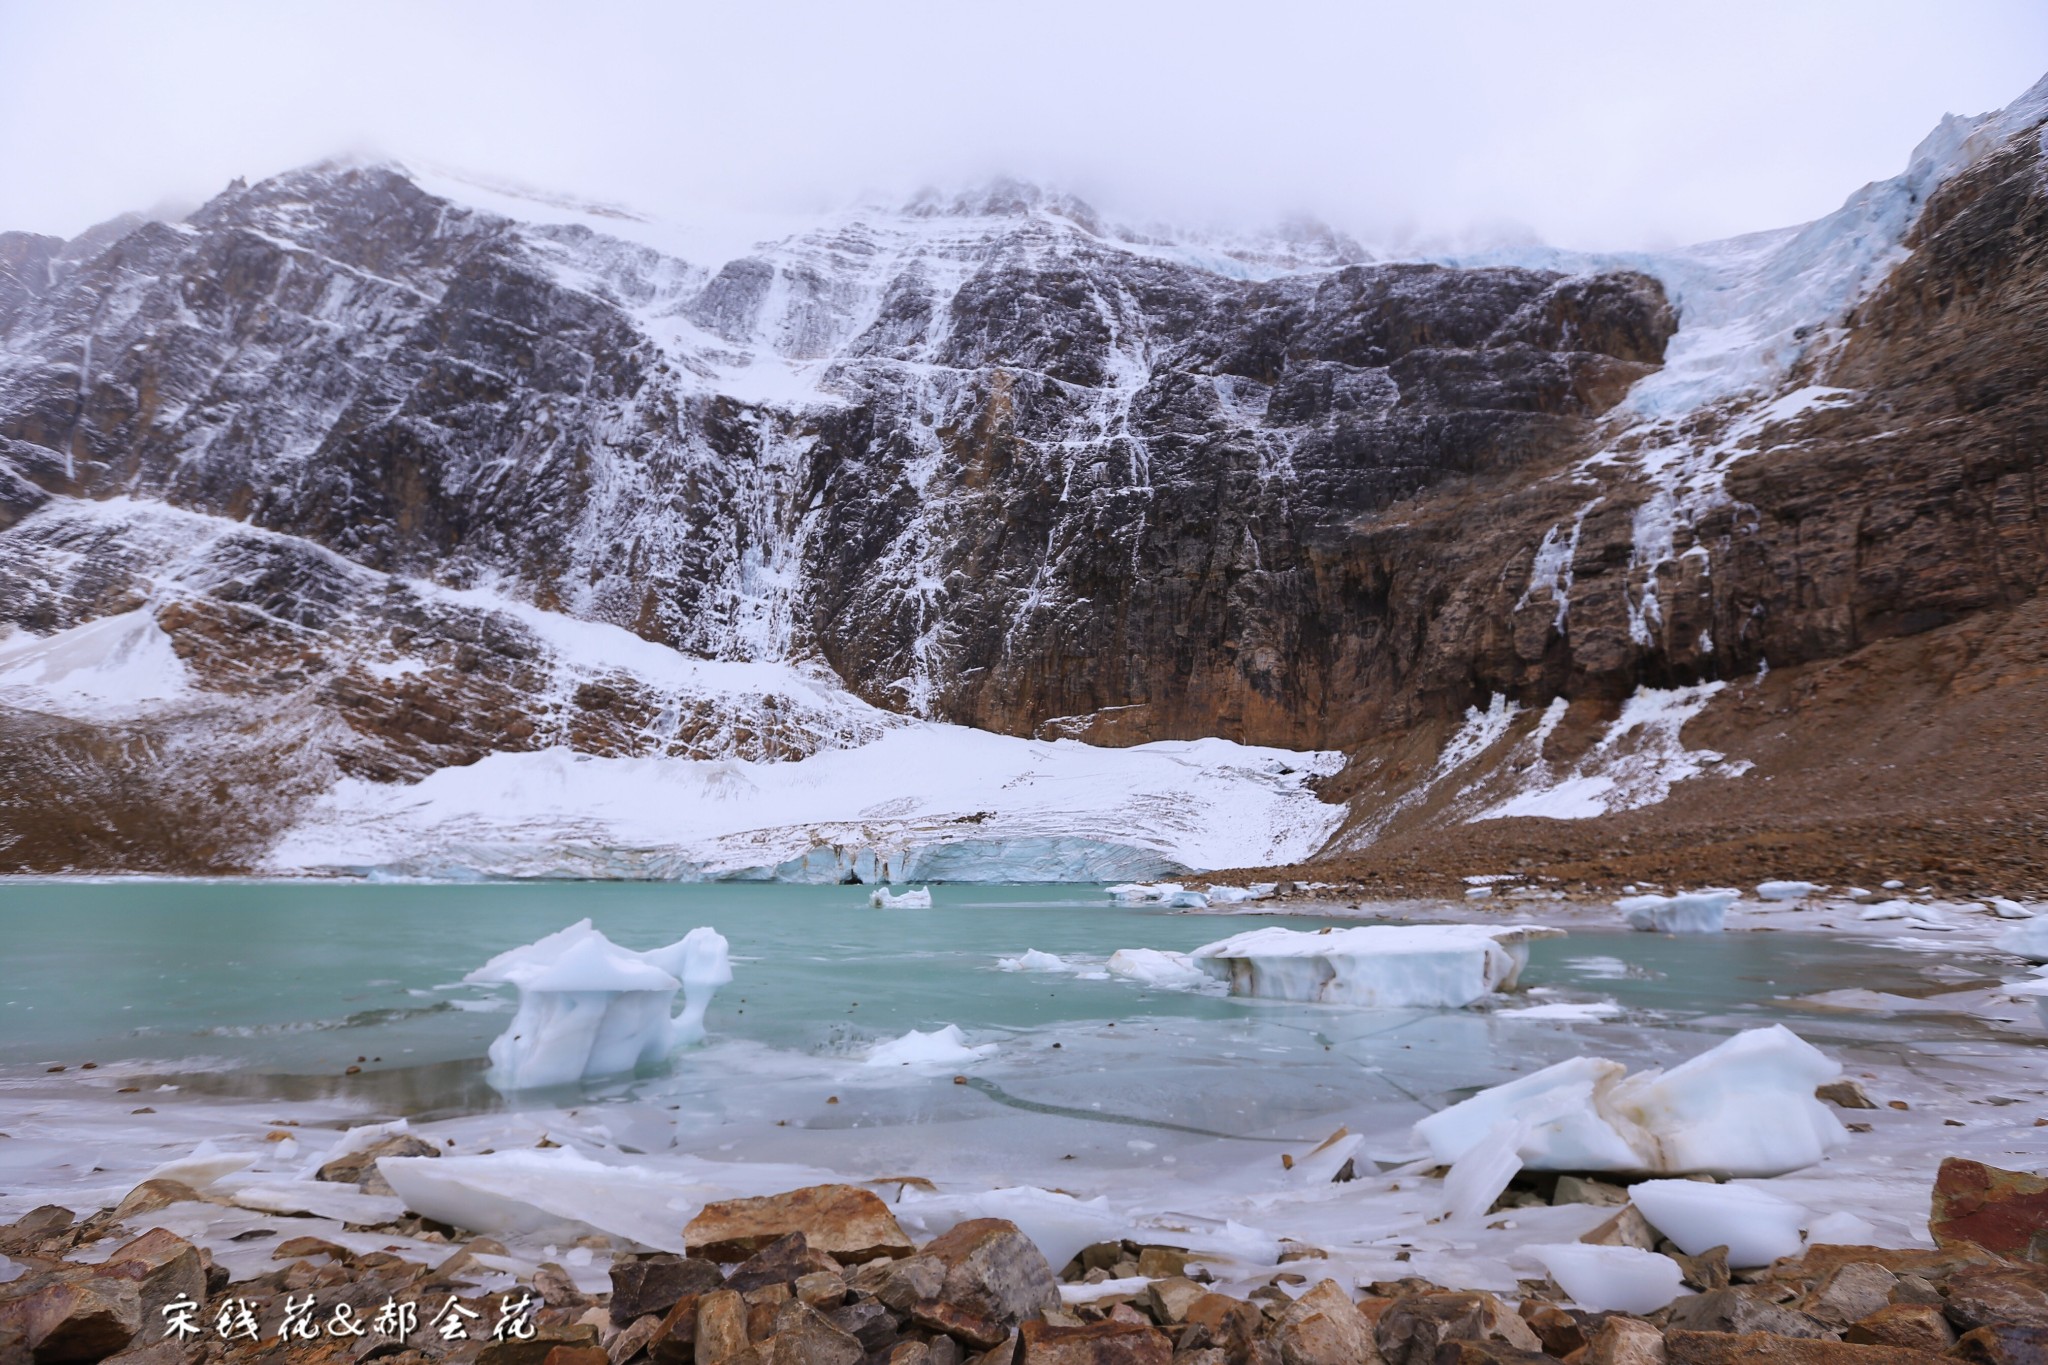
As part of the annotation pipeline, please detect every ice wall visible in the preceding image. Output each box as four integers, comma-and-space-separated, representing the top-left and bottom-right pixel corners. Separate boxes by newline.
464, 919, 732, 1089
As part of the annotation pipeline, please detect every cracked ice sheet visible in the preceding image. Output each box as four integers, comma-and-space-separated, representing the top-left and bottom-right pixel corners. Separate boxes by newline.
269, 728, 1345, 882
11, 1002, 2047, 1302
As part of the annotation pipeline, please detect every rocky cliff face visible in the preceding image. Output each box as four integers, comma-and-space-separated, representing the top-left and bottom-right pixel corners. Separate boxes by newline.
3, 76, 2046, 878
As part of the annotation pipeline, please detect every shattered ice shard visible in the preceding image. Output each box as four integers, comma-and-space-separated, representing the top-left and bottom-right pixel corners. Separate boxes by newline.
864, 1024, 996, 1067
1620, 889, 1740, 933
1525, 1244, 1685, 1314
1415, 1024, 1847, 1180
869, 886, 934, 909
1105, 948, 1213, 990
463, 918, 731, 1090
2006, 978, 2048, 1030
1629, 1179, 1808, 1267
1186, 924, 1561, 1007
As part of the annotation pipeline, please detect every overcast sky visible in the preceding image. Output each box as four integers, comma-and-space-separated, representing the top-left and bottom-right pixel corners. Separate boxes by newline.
3, 1, 2044, 252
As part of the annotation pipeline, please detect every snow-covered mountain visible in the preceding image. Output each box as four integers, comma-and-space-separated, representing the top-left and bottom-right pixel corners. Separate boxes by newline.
3, 73, 2046, 880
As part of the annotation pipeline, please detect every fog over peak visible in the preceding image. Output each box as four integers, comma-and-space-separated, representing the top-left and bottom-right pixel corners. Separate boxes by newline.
3, 1, 2046, 253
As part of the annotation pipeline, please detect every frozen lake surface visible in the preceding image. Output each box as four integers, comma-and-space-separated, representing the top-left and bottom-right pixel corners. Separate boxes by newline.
2, 880, 2044, 1293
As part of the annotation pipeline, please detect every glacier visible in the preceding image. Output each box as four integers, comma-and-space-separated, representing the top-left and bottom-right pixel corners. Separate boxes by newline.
270, 725, 1345, 882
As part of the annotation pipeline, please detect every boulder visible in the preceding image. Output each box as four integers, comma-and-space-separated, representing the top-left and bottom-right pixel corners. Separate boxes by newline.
1373, 1292, 1543, 1365
109, 1182, 199, 1223
94, 1228, 207, 1329
694, 1290, 750, 1365
1662, 1330, 1948, 1364
611, 1254, 726, 1326
763, 1300, 862, 1365
0, 1276, 142, 1362
1801, 1263, 1898, 1327
1583, 1316, 1669, 1365
1271, 1279, 1381, 1365
0, 1206, 75, 1254
919, 1219, 1060, 1329
316, 1133, 440, 1192
1519, 1303, 1586, 1358
1842, 1305, 1955, 1353
686, 1185, 914, 1265
1141, 1277, 1206, 1325
1583, 1206, 1660, 1251
726, 1235, 841, 1294
1948, 1324, 2048, 1364
1931, 1159, 2048, 1264
1942, 1265, 2048, 1332
1667, 1287, 1833, 1339
1815, 1081, 1879, 1110
1017, 1318, 1171, 1365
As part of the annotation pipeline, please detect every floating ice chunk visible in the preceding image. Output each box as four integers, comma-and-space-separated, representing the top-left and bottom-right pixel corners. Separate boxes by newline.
1630, 1179, 1808, 1267
869, 886, 933, 908
1416, 1026, 1845, 1178
464, 918, 730, 1089
1500, 1000, 1621, 1020
1165, 889, 1211, 908
1756, 881, 1825, 902
1805, 1211, 1879, 1246
1205, 885, 1273, 904
1859, 900, 1910, 921
998, 950, 1073, 973
2001, 917, 2048, 964
1990, 898, 2038, 919
1188, 924, 1561, 1007
864, 1024, 996, 1067
1527, 1244, 1685, 1314
1105, 948, 1213, 990
1620, 889, 1739, 933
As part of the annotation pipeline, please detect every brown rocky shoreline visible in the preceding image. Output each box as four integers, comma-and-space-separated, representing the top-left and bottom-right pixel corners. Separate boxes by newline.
6, 1157, 2046, 1365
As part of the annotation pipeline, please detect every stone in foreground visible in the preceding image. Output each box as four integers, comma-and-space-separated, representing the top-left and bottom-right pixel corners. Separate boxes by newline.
686, 1185, 915, 1265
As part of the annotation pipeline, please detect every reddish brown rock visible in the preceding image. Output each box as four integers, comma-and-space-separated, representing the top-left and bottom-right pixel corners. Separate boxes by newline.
93, 1227, 207, 1333
1842, 1305, 1955, 1353
1373, 1292, 1543, 1365
1271, 1279, 1381, 1365
695, 1289, 750, 1365
1662, 1330, 1947, 1364
916, 1219, 1060, 1330
1932, 1159, 2048, 1265
611, 1254, 726, 1326
0, 1276, 142, 1362
1948, 1323, 2048, 1364
1582, 1316, 1667, 1365
1943, 1265, 2048, 1332
725, 1235, 841, 1294
1017, 1318, 1171, 1365
762, 1300, 862, 1365
686, 1186, 914, 1266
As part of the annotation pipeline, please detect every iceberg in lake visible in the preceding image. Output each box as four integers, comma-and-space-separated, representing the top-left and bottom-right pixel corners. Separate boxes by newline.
1415, 1024, 1847, 1182
1620, 888, 1740, 932
869, 885, 933, 908
1186, 923, 1561, 1007
464, 918, 731, 1090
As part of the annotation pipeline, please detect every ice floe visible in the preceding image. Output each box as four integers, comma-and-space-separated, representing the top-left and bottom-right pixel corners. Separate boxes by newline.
1756, 880, 1825, 902
1620, 889, 1739, 933
1104, 948, 1214, 990
869, 886, 933, 909
1415, 1025, 1846, 1184
1186, 924, 1560, 1007
463, 919, 732, 1089
998, 950, 1074, 973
